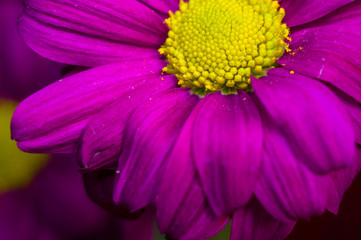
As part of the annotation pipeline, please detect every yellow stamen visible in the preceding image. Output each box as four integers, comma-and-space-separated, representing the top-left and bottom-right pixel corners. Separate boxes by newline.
159, 0, 290, 96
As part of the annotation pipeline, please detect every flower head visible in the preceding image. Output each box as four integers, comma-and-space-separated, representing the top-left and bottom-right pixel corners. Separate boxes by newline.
11, 0, 361, 239
160, 0, 289, 94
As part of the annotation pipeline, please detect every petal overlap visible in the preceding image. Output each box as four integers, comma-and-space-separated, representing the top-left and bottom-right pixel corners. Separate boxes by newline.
280, 0, 353, 27
157, 103, 229, 240
255, 126, 329, 221
192, 92, 263, 216
231, 200, 296, 240
138, 0, 180, 15
79, 75, 177, 170
113, 89, 199, 212
334, 89, 361, 145
279, 25, 361, 103
11, 59, 166, 153
20, 0, 167, 66
326, 144, 361, 214
252, 68, 354, 174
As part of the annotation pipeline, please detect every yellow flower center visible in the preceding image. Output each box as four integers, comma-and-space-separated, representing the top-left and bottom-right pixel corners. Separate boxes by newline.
159, 0, 290, 96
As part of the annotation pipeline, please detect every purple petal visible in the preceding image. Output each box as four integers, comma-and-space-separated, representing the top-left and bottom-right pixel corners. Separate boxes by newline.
192, 91, 262, 216
279, 25, 361, 103
334, 89, 361, 145
252, 68, 354, 174
326, 144, 361, 214
20, 0, 167, 66
113, 89, 199, 212
138, 0, 180, 15
291, 0, 361, 30
164, 182, 229, 240
11, 59, 166, 153
280, 0, 353, 27
79, 75, 177, 170
82, 170, 144, 219
254, 125, 329, 221
157, 103, 229, 240
231, 200, 296, 240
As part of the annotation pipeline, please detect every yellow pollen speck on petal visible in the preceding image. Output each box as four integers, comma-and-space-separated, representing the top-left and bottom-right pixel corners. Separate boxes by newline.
159, 0, 290, 96
290, 70, 294, 74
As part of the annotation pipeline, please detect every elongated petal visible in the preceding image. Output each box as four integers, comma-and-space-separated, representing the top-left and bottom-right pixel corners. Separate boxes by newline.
279, 25, 361, 103
11, 59, 166, 153
166, 182, 229, 240
79, 75, 177, 170
192, 92, 262, 216
252, 68, 354, 174
334, 88, 361, 145
326, 144, 361, 214
231, 200, 296, 240
113, 89, 199, 211
280, 0, 353, 27
290, 0, 361, 31
138, 0, 180, 14
20, 0, 167, 66
255, 126, 329, 221
157, 103, 229, 240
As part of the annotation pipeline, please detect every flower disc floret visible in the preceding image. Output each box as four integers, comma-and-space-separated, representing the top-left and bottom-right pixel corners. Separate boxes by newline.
159, 0, 290, 95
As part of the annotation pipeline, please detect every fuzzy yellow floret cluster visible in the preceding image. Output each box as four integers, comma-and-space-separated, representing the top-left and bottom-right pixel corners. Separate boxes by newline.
159, 0, 290, 95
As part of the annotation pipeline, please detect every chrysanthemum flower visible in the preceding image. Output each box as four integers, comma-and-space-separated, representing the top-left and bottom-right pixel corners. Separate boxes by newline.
11, 0, 361, 239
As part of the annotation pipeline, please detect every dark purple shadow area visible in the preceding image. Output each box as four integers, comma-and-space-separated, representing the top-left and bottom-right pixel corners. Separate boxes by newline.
287, 172, 361, 240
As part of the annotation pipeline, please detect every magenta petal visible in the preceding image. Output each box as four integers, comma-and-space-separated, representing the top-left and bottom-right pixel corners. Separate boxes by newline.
79, 75, 177, 170
252, 68, 354, 174
326, 144, 361, 214
254, 126, 329, 221
335, 90, 361, 145
279, 25, 361, 103
157, 103, 229, 240
113, 89, 199, 212
164, 182, 229, 240
231, 200, 296, 240
292, 0, 361, 29
11, 59, 166, 153
138, 0, 180, 14
82, 170, 144, 219
192, 91, 262, 216
280, 0, 353, 27
20, 0, 166, 66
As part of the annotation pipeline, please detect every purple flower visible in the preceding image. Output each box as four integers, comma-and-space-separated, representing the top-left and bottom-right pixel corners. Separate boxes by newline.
11, 0, 361, 239
0, 154, 155, 240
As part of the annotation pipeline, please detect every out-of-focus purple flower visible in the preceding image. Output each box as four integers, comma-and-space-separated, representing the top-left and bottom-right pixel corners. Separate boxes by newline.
0, 0, 64, 100
0, 154, 156, 240
1, 0, 156, 238
10, 0, 361, 239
